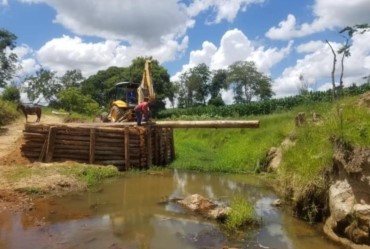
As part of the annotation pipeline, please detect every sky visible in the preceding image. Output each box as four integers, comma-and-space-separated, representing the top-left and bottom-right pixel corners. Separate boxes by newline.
1, 0, 370, 104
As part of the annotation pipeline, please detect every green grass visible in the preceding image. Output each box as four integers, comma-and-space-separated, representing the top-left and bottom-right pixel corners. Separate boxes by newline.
224, 196, 257, 232
3, 163, 122, 193
169, 112, 295, 173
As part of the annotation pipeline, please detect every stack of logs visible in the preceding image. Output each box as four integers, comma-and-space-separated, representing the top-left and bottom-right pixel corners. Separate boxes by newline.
20, 123, 174, 170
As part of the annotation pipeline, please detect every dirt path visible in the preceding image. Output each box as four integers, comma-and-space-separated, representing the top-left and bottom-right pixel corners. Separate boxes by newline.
0, 114, 64, 162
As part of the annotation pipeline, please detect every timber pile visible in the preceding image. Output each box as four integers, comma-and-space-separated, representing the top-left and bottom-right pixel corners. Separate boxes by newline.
20, 123, 174, 170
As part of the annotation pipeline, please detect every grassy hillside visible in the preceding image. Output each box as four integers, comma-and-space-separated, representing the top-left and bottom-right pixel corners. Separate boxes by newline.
170, 111, 295, 173
170, 94, 370, 178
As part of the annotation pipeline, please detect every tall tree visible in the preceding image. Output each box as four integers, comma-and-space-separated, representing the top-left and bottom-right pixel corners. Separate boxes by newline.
209, 69, 228, 99
25, 68, 61, 103
176, 63, 211, 107
60, 69, 84, 89
227, 61, 273, 103
0, 29, 18, 87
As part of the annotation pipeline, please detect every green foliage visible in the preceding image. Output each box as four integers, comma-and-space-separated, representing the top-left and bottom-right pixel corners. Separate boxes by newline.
80, 57, 174, 112
159, 83, 370, 119
60, 69, 84, 88
227, 61, 273, 102
0, 99, 19, 126
169, 112, 293, 173
26, 68, 61, 103
225, 196, 256, 232
56, 87, 100, 115
75, 165, 121, 187
0, 29, 18, 87
176, 63, 211, 107
1, 85, 20, 102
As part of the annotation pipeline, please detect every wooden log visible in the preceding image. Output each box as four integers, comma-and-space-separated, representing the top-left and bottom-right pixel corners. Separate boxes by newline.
55, 135, 90, 141
169, 128, 175, 161
124, 127, 130, 170
146, 126, 152, 167
89, 128, 96, 164
23, 132, 46, 139
155, 120, 260, 128
54, 149, 89, 154
54, 144, 89, 150
55, 140, 90, 146
45, 126, 57, 162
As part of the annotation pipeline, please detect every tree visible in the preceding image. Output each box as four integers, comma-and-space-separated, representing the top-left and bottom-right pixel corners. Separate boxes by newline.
1, 85, 20, 102
176, 63, 211, 107
81, 57, 175, 111
57, 87, 100, 115
209, 69, 228, 101
227, 61, 274, 103
131, 57, 174, 111
60, 69, 84, 89
325, 40, 337, 101
0, 29, 18, 87
25, 68, 61, 103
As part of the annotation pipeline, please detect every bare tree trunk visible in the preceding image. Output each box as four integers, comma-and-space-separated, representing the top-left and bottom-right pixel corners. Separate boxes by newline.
326, 40, 337, 101
339, 38, 349, 98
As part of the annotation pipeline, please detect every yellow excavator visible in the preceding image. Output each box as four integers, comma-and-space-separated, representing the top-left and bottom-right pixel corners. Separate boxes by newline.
102, 60, 156, 122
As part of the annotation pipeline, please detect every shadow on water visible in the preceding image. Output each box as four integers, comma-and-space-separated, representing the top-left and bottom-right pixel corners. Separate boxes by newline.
0, 170, 341, 249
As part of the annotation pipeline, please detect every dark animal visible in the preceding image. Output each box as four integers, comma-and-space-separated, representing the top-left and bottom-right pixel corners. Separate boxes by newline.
16, 104, 42, 122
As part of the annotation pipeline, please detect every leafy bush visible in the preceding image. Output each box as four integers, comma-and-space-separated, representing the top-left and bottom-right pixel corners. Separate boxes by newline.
0, 99, 19, 126
1, 85, 20, 102
56, 87, 100, 115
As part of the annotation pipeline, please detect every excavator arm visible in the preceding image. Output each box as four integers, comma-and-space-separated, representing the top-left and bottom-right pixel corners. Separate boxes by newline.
137, 60, 155, 103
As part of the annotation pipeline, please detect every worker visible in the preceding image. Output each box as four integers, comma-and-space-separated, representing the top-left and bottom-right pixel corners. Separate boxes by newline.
134, 99, 151, 126
127, 88, 137, 106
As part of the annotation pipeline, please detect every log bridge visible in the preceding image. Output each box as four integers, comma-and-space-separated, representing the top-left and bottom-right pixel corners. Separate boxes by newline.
20, 120, 259, 170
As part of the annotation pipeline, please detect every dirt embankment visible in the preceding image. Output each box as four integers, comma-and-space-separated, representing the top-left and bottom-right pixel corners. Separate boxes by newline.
0, 115, 66, 212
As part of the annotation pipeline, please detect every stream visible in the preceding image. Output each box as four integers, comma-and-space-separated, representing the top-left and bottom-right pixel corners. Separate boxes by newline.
0, 170, 341, 249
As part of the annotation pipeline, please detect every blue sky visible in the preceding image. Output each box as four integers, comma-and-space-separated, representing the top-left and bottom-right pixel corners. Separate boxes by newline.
1, 0, 370, 103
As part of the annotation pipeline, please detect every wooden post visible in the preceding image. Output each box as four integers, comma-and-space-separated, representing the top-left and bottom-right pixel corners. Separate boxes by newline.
124, 127, 130, 170
147, 126, 152, 167
39, 138, 48, 162
163, 128, 169, 164
154, 127, 159, 165
45, 126, 57, 162
169, 128, 175, 161
89, 128, 96, 164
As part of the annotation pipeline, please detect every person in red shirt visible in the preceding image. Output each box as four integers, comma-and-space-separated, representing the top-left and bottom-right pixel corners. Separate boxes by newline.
134, 100, 151, 126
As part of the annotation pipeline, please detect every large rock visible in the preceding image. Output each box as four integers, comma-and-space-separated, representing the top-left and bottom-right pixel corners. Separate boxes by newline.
178, 194, 231, 220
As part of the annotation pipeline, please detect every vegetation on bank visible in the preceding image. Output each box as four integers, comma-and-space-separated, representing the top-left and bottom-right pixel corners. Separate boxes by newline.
224, 196, 257, 232
169, 111, 294, 173
0, 99, 19, 126
1, 163, 121, 196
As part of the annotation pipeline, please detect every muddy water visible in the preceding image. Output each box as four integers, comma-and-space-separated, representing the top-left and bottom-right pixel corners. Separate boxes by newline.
0, 170, 340, 249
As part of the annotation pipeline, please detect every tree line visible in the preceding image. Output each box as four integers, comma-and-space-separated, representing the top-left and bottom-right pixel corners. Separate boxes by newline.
0, 28, 276, 116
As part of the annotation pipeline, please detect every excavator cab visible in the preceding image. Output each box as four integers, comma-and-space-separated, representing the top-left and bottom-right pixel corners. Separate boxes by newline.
102, 59, 156, 123
104, 82, 139, 122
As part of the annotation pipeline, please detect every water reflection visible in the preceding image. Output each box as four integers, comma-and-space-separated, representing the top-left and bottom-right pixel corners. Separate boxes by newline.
0, 170, 340, 249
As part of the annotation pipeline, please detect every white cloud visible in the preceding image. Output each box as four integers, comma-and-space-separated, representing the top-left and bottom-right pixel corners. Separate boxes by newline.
19, 0, 192, 46
171, 29, 292, 104
36, 35, 188, 77
187, 0, 264, 24
296, 40, 325, 54
0, 0, 8, 6
273, 32, 370, 98
173, 29, 292, 82
266, 0, 370, 40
